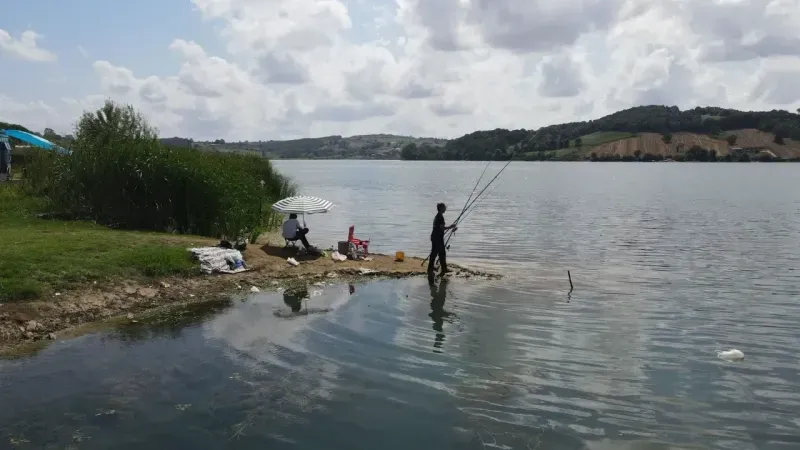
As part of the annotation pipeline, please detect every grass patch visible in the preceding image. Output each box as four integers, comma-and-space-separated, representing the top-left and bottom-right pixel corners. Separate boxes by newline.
575, 131, 636, 147
0, 185, 206, 302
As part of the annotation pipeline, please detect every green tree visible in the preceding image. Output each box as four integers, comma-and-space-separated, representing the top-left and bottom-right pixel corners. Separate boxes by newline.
726, 135, 737, 145
774, 134, 785, 145
37, 100, 296, 240
400, 143, 418, 160
634, 149, 642, 160
575, 137, 583, 147
43, 128, 58, 140
662, 133, 672, 144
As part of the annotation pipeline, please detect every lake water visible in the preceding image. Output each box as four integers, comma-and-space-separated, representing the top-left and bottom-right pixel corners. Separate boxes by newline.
3, 161, 800, 449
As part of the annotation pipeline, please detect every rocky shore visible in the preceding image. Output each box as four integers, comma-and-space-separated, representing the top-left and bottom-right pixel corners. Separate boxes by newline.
0, 247, 498, 355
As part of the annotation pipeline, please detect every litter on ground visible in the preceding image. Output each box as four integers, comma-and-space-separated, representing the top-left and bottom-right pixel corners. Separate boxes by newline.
188, 247, 248, 274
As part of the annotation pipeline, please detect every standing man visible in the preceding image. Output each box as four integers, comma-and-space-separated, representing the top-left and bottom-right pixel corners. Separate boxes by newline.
428, 202, 457, 275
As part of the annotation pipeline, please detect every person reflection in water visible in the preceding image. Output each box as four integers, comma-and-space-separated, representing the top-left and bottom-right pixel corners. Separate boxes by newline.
276, 287, 334, 318
428, 277, 453, 353
283, 291, 303, 312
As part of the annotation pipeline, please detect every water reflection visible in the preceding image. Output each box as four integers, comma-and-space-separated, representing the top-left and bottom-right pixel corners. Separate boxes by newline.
114, 300, 231, 343
428, 277, 455, 354
283, 288, 306, 312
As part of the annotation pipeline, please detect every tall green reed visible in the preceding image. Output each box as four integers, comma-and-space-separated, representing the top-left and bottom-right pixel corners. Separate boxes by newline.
25, 100, 297, 240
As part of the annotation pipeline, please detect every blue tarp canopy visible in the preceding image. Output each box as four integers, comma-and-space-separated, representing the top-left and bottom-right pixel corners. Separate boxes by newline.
0, 129, 71, 154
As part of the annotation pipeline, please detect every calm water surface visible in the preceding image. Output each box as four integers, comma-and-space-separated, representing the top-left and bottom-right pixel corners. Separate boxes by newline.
2, 162, 800, 449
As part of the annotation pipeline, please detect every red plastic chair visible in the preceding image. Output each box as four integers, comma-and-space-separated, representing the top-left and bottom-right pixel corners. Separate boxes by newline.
348, 225, 369, 256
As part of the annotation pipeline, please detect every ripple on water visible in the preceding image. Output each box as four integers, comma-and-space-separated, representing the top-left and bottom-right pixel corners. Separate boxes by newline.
5, 162, 800, 449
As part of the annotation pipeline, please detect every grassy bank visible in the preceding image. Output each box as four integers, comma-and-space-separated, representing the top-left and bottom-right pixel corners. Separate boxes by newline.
0, 185, 212, 302
2, 100, 298, 302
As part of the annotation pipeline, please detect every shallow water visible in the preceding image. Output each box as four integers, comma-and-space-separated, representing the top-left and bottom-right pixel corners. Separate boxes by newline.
3, 162, 800, 449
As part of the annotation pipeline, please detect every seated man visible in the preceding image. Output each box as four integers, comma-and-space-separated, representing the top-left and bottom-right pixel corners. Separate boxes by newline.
282, 213, 311, 249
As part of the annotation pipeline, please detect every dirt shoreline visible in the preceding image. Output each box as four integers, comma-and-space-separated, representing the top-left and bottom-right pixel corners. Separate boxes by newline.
0, 244, 498, 355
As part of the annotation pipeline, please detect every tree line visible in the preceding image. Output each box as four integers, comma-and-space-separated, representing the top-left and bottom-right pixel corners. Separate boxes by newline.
401, 105, 800, 161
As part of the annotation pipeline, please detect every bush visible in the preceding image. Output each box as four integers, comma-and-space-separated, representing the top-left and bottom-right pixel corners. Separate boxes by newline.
25, 100, 296, 240
21, 148, 59, 197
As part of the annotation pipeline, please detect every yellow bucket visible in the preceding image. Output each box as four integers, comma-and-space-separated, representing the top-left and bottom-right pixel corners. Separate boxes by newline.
395, 251, 405, 262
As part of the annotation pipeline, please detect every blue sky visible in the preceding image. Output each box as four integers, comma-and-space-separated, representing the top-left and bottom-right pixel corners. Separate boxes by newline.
1, 0, 226, 102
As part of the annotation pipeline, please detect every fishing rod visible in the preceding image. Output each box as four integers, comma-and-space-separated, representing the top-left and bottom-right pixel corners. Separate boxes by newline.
422, 153, 514, 267
441, 156, 512, 246
460, 160, 492, 218
452, 159, 492, 228
420, 160, 492, 267
452, 155, 513, 224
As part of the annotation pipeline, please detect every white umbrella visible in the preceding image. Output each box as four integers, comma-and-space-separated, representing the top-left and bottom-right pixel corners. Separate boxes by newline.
272, 196, 334, 225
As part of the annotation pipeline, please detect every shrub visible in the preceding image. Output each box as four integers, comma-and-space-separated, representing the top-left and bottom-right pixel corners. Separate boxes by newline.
25, 100, 296, 240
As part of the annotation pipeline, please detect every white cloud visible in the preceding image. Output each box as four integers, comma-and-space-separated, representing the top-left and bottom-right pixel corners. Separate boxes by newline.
4, 0, 800, 139
0, 28, 56, 62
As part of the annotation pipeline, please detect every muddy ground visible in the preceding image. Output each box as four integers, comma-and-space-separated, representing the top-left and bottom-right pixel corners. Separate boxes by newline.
0, 237, 498, 355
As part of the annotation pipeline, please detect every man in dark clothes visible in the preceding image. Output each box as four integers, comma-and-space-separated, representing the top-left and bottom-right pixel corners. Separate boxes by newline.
428, 202, 457, 275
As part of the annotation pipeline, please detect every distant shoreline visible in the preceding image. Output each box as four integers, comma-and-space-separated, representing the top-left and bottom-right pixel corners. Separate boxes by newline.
270, 157, 800, 163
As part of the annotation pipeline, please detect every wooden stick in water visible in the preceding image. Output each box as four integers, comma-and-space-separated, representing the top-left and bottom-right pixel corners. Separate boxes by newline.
568, 270, 574, 291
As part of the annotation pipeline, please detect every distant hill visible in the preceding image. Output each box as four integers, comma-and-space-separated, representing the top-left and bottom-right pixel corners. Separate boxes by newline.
189, 134, 448, 160
10, 105, 800, 162
407, 105, 800, 162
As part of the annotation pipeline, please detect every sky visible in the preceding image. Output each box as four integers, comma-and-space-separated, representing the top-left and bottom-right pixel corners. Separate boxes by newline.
1, 0, 800, 141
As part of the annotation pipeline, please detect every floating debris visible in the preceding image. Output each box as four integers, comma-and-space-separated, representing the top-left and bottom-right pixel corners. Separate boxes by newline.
717, 349, 744, 361
250, 286, 260, 293
9, 436, 30, 447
